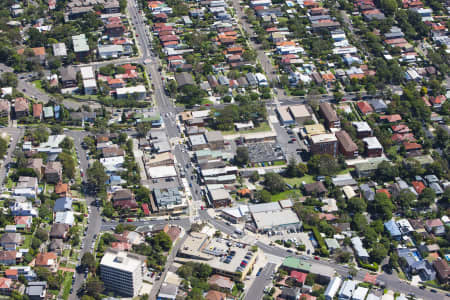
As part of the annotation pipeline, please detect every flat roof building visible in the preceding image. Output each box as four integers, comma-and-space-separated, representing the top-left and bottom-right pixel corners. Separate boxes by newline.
252, 209, 301, 232
72, 34, 89, 54
100, 249, 146, 297
310, 133, 338, 157
52, 43, 67, 57
288, 104, 312, 125
363, 137, 383, 157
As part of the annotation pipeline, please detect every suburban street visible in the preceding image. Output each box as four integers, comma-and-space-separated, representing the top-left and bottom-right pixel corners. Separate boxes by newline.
0, 127, 24, 185
244, 263, 276, 300
66, 130, 102, 300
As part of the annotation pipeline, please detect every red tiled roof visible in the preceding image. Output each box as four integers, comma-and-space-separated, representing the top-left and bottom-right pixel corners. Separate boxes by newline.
357, 101, 373, 114
412, 181, 426, 194
290, 271, 307, 284
33, 103, 43, 118
403, 142, 422, 151
380, 114, 402, 122
377, 189, 391, 198
142, 203, 150, 216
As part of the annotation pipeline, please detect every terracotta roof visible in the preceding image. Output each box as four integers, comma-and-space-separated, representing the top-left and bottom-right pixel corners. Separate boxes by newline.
208, 274, 234, 290
357, 101, 373, 114
14, 216, 31, 225
0, 277, 12, 289
0, 251, 16, 261
35, 252, 57, 266
107, 78, 125, 85
33, 103, 43, 118
111, 242, 132, 251
425, 218, 443, 228
380, 114, 402, 122
55, 182, 69, 194
412, 181, 426, 194
392, 124, 410, 133
5, 269, 18, 276
290, 270, 307, 284
403, 142, 422, 151
376, 189, 391, 198
205, 290, 226, 300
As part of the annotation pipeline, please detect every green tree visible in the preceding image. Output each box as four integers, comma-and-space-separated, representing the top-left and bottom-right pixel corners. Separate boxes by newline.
235, 147, 249, 166
370, 192, 394, 220
256, 190, 272, 203
81, 253, 96, 272
0, 138, 7, 158
370, 244, 388, 264
395, 190, 415, 210
307, 154, 340, 176
352, 213, 368, 232
87, 161, 108, 193
380, 0, 398, 15
250, 171, 260, 183
58, 152, 76, 179
152, 231, 172, 252
263, 173, 285, 194
35, 228, 48, 242
1, 72, 18, 87
375, 161, 398, 182
136, 122, 152, 137
85, 277, 104, 298
347, 197, 367, 214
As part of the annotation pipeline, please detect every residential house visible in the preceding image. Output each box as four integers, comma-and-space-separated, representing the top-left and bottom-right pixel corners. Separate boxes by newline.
433, 258, 449, 284
397, 248, 435, 280
48, 239, 64, 255
303, 182, 328, 196
60, 66, 77, 88
26, 281, 47, 300
54, 182, 69, 197
14, 97, 29, 118
356, 102, 374, 115
425, 219, 445, 236
351, 237, 369, 262
45, 161, 62, 183
363, 137, 383, 157
49, 224, 68, 240
14, 216, 32, 231
208, 274, 234, 293
35, 252, 58, 272
352, 121, 372, 138
0, 233, 23, 250
0, 100, 9, 118
0, 251, 18, 265
112, 189, 138, 209
27, 158, 43, 180
0, 277, 13, 296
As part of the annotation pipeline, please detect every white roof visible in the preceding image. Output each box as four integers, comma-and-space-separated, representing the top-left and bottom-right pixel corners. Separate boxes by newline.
252, 209, 301, 230
352, 286, 369, 300
80, 66, 95, 80
209, 188, 230, 201
325, 277, 342, 299
83, 79, 97, 88
288, 104, 311, 118
116, 85, 146, 95
52, 43, 67, 56
222, 205, 249, 219
363, 136, 383, 150
147, 166, 177, 178
55, 211, 74, 225
98, 44, 124, 53
191, 110, 211, 119
310, 133, 337, 144
40, 135, 65, 149
249, 202, 281, 214
352, 121, 371, 132
339, 280, 357, 298
101, 249, 145, 273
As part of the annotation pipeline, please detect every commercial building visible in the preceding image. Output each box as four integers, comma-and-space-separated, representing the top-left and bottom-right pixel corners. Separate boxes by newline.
288, 104, 313, 125
319, 103, 340, 129
335, 130, 358, 158
177, 232, 258, 281
153, 188, 186, 213
208, 188, 231, 208
276, 106, 295, 125
100, 249, 147, 297
98, 44, 124, 59
251, 209, 302, 232
116, 85, 147, 100
338, 280, 357, 299
310, 133, 338, 157
204, 131, 225, 150
363, 137, 383, 157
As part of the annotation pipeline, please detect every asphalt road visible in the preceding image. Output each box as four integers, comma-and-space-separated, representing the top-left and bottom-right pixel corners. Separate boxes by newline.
244, 263, 276, 300
0, 127, 24, 185
66, 130, 102, 300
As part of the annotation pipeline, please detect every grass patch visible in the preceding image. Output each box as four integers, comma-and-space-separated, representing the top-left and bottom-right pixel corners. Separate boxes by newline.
5, 178, 14, 189
20, 234, 32, 249
271, 189, 302, 202
219, 122, 272, 136
284, 175, 315, 186
338, 168, 355, 175
32, 80, 43, 90
62, 272, 74, 300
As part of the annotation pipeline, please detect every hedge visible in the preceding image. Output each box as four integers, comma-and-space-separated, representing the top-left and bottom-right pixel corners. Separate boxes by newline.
304, 224, 329, 257
358, 259, 379, 272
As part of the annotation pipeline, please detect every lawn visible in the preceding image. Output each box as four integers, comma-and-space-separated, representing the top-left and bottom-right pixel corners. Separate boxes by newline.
32, 80, 43, 90
20, 234, 32, 249
338, 168, 355, 175
271, 189, 302, 202
219, 122, 272, 136
284, 175, 315, 186
62, 272, 74, 300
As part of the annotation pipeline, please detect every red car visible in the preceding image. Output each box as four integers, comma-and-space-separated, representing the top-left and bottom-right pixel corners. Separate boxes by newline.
201, 206, 204, 210
291, 138, 296, 142
127, 218, 133, 222
205, 103, 210, 106
314, 256, 320, 260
